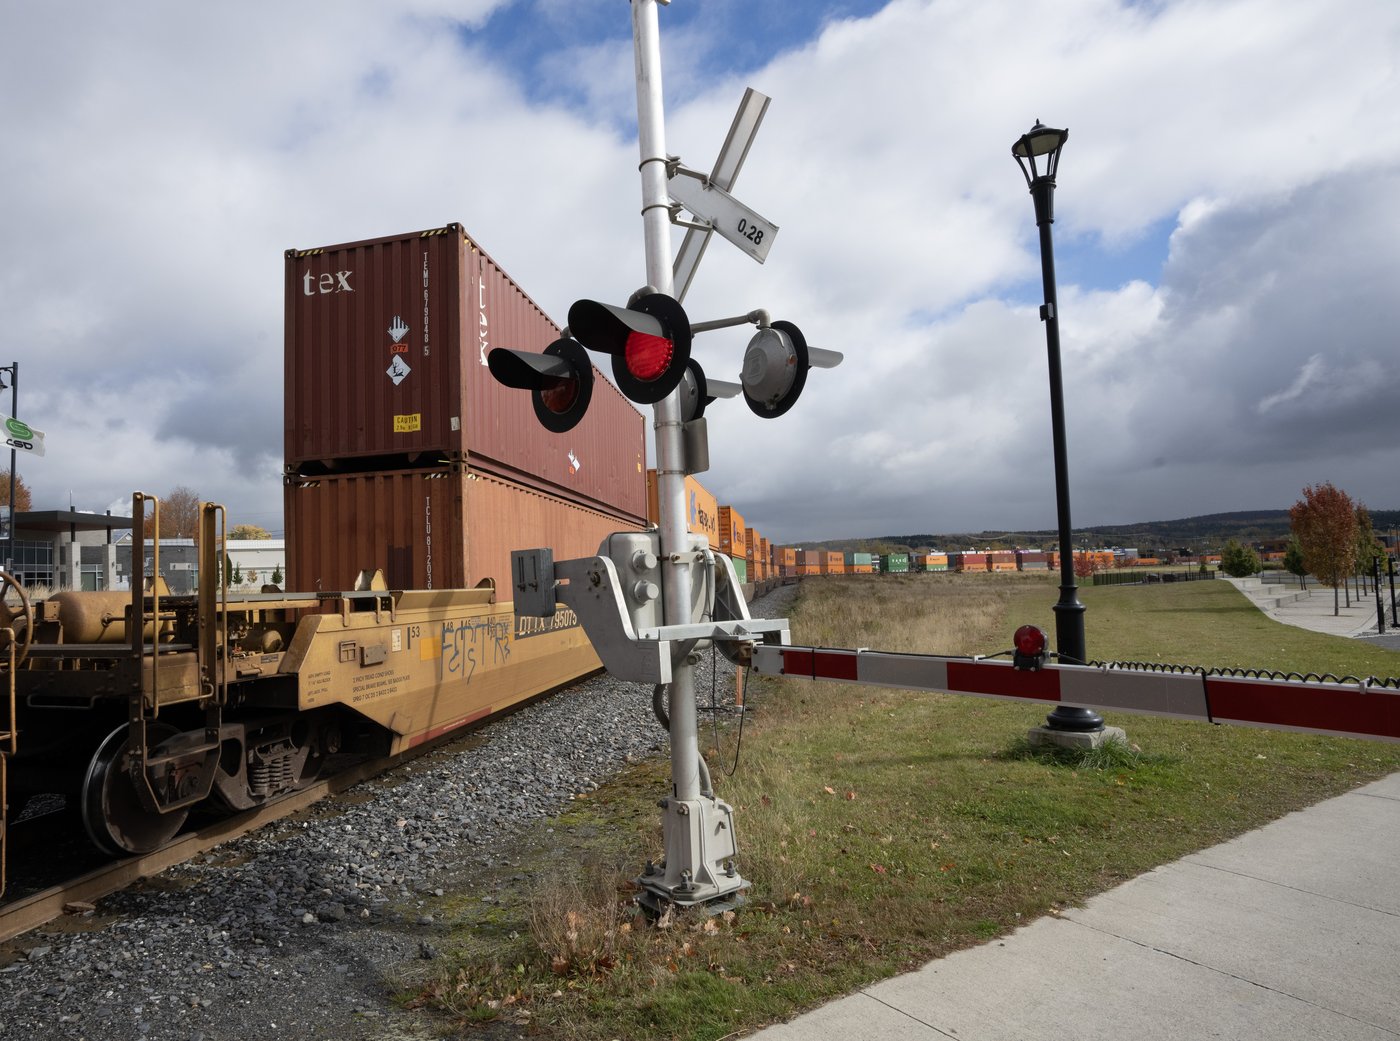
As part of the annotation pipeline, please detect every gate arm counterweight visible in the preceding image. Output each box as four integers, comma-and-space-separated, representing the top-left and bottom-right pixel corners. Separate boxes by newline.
750, 645, 1400, 745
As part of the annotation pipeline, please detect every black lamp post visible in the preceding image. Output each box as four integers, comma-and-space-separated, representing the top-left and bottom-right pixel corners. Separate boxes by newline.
1013, 120, 1101, 732
0, 363, 15, 574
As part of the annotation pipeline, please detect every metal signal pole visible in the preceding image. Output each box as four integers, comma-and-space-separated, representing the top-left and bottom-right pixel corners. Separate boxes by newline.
631, 0, 746, 911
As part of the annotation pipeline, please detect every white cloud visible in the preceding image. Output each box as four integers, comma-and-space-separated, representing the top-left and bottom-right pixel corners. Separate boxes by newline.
3, 0, 1399, 552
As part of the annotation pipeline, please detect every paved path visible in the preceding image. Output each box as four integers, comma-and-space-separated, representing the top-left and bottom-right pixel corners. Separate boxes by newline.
744, 575, 1400, 1041
1224, 575, 1391, 638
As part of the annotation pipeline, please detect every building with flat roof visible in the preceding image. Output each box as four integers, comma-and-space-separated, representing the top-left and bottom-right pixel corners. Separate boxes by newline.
3, 509, 131, 590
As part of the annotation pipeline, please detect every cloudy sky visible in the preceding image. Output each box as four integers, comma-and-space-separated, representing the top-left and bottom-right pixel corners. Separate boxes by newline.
4, 0, 1398, 546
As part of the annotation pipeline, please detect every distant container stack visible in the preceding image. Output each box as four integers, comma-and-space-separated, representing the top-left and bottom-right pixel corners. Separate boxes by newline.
880, 552, 910, 574
988, 550, 1017, 573
844, 551, 875, 574
284, 224, 646, 593
1016, 550, 1050, 571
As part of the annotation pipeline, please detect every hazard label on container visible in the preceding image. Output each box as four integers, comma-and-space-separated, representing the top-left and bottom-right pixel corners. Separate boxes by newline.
387, 357, 411, 385
394, 414, 421, 433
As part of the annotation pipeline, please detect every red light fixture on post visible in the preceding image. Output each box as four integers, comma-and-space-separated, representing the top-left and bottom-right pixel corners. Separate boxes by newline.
568, 292, 693, 404
486, 337, 595, 434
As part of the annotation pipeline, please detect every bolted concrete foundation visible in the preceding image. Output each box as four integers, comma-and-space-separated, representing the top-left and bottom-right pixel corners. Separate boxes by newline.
1027, 724, 1129, 751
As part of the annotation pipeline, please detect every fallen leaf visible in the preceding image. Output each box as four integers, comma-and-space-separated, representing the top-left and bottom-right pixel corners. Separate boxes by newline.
823, 786, 836, 795
845, 791, 857, 800
870, 863, 887, 874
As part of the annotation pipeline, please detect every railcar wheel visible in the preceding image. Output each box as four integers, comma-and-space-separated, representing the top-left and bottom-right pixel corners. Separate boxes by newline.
80, 722, 190, 856
0, 570, 33, 666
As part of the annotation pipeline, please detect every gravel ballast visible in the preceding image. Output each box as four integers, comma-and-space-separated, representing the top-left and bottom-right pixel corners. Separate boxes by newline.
0, 585, 797, 1041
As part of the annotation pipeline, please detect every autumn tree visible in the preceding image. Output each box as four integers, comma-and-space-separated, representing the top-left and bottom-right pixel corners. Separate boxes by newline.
142, 486, 202, 539
0, 472, 33, 511
1289, 483, 1357, 616
1353, 505, 1386, 596
229, 524, 271, 540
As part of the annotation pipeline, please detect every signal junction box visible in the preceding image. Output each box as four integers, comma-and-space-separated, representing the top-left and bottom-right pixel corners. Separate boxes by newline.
510, 531, 789, 685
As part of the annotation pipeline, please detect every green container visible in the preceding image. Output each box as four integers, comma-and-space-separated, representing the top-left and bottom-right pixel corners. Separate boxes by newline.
731, 555, 748, 584
880, 553, 910, 573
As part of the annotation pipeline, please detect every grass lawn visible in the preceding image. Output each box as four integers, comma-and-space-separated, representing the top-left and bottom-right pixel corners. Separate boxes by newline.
408, 572, 1400, 1040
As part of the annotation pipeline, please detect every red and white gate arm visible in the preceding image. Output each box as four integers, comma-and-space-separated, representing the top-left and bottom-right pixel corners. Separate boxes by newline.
749, 645, 1400, 745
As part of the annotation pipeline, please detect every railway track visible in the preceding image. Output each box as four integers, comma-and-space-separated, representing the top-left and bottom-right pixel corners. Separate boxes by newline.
0, 737, 452, 944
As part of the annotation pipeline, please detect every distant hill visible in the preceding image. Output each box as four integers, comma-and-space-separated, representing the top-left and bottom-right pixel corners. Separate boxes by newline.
802, 509, 1400, 554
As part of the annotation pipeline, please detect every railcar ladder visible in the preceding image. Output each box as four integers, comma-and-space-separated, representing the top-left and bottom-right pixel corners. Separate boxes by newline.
0, 631, 16, 898
125, 493, 225, 819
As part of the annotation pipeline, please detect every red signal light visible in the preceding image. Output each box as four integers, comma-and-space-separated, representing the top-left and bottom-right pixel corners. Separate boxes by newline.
1014, 625, 1047, 656
538, 375, 579, 416
1012, 624, 1049, 670
624, 331, 674, 382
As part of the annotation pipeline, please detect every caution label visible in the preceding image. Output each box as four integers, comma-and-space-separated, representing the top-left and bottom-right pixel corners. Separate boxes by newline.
394, 413, 422, 433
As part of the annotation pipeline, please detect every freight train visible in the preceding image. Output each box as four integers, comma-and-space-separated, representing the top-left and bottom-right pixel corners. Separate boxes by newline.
0, 496, 601, 859
0, 224, 655, 870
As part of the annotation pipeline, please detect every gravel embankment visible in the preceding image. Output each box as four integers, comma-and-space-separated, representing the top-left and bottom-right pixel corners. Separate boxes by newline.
0, 585, 797, 1041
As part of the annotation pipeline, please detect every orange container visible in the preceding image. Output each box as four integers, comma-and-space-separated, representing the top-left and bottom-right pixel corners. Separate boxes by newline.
645, 471, 721, 548
820, 552, 844, 575
718, 506, 747, 559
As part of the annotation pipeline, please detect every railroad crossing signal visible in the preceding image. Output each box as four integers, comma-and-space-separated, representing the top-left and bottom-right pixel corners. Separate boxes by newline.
486, 337, 594, 433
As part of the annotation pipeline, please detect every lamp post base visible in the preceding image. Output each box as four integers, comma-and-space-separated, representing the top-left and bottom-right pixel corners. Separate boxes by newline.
1043, 705, 1104, 731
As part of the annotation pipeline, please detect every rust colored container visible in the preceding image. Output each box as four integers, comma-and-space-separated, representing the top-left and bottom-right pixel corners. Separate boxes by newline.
819, 551, 844, 575
1016, 550, 1050, 571
988, 550, 1017, 572
778, 547, 798, 568
285, 465, 638, 594
798, 549, 822, 576
646, 471, 721, 548
718, 506, 747, 559
286, 224, 646, 520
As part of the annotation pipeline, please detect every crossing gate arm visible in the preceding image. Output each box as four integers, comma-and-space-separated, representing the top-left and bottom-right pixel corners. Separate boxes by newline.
749, 645, 1400, 745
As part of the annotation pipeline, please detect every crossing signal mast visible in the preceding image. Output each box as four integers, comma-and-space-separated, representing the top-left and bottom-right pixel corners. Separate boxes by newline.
487, 1, 842, 914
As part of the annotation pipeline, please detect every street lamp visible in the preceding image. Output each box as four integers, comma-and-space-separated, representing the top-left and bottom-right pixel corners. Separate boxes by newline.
1013, 120, 1101, 732
0, 363, 15, 574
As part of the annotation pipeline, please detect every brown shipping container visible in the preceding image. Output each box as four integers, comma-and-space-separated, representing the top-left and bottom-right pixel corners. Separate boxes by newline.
645, 471, 721, 549
778, 547, 798, 568
286, 466, 637, 594
820, 551, 844, 575
286, 224, 645, 520
718, 506, 747, 559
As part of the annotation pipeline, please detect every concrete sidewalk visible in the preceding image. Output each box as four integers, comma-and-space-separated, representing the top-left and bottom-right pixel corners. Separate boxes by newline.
750, 774, 1400, 1040
744, 576, 1400, 1041
1226, 575, 1389, 639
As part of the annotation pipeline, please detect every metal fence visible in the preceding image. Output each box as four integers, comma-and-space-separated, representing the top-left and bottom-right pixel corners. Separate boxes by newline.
1091, 569, 1218, 587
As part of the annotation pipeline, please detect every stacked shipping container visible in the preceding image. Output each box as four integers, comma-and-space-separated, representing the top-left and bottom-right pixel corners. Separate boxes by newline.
880, 553, 911, 574
284, 225, 647, 593
645, 471, 720, 550
988, 550, 1017, 573
1016, 550, 1050, 571
844, 551, 875, 574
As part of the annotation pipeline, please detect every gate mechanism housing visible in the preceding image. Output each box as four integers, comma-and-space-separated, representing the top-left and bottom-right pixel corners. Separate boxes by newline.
511, 532, 789, 685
